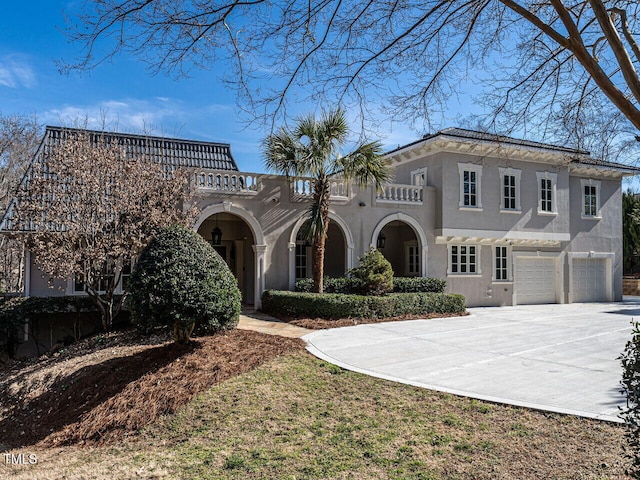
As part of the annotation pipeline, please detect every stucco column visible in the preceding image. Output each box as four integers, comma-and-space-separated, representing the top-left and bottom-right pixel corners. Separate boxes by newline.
253, 244, 267, 310
287, 242, 296, 290
346, 244, 354, 271
24, 250, 31, 297
421, 245, 428, 277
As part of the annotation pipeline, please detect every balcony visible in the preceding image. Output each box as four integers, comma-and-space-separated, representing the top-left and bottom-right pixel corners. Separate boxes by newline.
195, 171, 260, 195
290, 177, 349, 203
376, 183, 423, 204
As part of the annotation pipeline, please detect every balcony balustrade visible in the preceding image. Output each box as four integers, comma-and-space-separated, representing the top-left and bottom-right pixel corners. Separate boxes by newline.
195, 171, 259, 195
376, 183, 423, 204
290, 177, 349, 202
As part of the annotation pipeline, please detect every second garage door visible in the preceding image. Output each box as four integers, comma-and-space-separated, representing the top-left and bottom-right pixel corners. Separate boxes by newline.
571, 258, 608, 303
515, 256, 557, 304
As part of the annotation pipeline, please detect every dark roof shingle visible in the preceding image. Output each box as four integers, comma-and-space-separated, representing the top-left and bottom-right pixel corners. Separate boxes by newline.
388, 127, 589, 156
44, 126, 239, 171
1, 126, 239, 231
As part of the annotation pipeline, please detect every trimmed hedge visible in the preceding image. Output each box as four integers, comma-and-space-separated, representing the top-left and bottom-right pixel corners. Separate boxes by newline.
0, 295, 118, 319
0, 295, 119, 359
295, 276, 446, 294
262, 290, 465, 320
295, 277, 360, 294
393, 277, 446, 293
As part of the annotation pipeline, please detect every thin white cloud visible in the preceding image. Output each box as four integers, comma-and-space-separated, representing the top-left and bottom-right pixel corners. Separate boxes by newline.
0, 54, 36, 88
42, 98, 194, 135
206, 103, 234, 113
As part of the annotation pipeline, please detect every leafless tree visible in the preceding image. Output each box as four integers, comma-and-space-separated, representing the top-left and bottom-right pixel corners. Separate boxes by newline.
64, 1, 640, 154
0, 114, 40, 293
13, 130, 196, 331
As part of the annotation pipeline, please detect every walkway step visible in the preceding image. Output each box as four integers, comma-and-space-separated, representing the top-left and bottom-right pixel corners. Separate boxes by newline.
237, 310, 312, 338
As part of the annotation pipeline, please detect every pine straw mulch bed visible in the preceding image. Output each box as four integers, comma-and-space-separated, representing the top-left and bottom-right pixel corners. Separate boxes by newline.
0, 328, 304, 449
276, 311, 468, 329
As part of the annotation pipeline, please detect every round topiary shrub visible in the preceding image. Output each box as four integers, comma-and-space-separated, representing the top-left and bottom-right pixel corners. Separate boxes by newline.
127, 224, 241, 343
349, 247, 394, 296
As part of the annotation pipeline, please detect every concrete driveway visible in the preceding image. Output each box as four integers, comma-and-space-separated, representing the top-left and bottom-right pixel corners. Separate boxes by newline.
303, 299, 640, 422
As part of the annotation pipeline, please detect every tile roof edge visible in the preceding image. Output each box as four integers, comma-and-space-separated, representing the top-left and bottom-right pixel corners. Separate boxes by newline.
44, 125, 233, 148
386, 127, 587, 156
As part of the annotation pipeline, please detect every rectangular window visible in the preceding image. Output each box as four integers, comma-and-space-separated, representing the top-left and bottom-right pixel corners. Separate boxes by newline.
459, 163, 482, 209
121, 259, 133, 291
74, 277, 85, 293
463, 170, 477, 207
584, 185, 597, 216
450, 245, 477, 275
540, 178, 552, 212
96, 262, 115, 292
295, 243, 307, 279
503, 175, 516, 210
412, 168, 427, 186
72, 260, 121, 294
408, 245, 419, 275
495, 246, 508, 281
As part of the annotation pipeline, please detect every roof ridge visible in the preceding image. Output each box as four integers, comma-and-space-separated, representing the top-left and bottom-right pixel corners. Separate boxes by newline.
44, 125, 232, 148
435, 127, 588, 155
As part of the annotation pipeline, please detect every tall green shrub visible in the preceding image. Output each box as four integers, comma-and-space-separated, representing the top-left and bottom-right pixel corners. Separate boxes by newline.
127, 225, 241, 344
620, 320, 640, 478
0, 297, 26, 360
349, 248, 393, 295
624, 191, 640, 275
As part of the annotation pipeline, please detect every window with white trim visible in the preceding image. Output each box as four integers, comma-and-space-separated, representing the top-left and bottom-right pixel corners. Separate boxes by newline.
411, 167, 427, 186
73, 260, 115, 294
498, 167, 521, 212
449, 245, 479, 275
72, 258, 135, 294
120, 258, 135, 291
407, 245, 420, 275
458, 164, 483, 209
295, 242, 308, 279
494, 245, 510, 281
536, 171, 557, 214
580, 178, 601, 218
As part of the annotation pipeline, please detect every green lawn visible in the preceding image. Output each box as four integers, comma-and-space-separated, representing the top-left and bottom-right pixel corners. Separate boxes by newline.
4, 352, 627, 479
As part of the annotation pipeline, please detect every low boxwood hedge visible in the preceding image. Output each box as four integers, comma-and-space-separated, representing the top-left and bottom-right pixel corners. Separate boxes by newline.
295, 277, 360, 294
0, 296, 123, 359
261, 290, 465, 320
0, 295, 116, 320
295, 276, 446, 294
392, 277, 446, 293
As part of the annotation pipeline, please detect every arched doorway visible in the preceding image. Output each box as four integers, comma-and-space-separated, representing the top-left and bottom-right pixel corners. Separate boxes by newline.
197, 212, 255, 303
194, 203, 266, 308
372, 213, 428, 277
288, 213, 354, 289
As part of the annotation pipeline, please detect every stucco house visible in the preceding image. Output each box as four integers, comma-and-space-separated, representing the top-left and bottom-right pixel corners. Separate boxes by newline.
2, 125, 639, 310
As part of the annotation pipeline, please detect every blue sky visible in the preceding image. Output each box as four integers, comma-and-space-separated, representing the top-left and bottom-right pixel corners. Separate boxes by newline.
0, 1, 487, 174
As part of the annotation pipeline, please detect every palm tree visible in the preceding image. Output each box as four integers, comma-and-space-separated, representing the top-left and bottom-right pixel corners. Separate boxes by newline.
263, 108, 391, 293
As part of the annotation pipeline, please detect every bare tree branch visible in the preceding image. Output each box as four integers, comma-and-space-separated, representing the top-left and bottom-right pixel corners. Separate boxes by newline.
63, 0, 640, 158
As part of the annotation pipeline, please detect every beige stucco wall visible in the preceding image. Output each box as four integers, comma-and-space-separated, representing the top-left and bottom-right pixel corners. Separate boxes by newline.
25, 149, 628, 309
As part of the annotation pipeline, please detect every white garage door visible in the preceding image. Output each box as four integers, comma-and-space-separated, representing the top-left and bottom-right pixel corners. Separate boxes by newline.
515, 257, 557, 304
571, 258, 608, 303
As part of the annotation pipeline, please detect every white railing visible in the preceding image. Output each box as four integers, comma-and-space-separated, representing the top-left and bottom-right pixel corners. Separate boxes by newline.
195, 171, 259, 194
290, 177, 349, 200
376, 183, 423, 204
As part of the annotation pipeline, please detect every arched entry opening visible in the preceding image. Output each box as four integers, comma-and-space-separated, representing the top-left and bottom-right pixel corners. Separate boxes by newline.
194, 202, 266, 308
371, 213, 428, 277
197, 213, 255, 304
288, 213, 354, 289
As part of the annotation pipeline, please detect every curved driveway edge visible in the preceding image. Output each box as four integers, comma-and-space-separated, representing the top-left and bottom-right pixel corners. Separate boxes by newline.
303, 300, 640, 423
